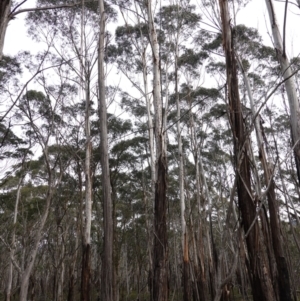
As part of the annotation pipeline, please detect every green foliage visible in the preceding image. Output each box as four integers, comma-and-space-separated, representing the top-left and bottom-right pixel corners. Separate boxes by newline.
0, 55, 21, 87
155, 4, 201, 32
178, 48, 208, 73
0, 124, 24, 149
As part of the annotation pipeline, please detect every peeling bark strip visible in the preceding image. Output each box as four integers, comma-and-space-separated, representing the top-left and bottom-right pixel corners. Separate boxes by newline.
218, 0, 276, 300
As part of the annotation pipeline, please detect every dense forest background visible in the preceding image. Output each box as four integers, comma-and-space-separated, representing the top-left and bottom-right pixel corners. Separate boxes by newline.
1, 0, 300, 300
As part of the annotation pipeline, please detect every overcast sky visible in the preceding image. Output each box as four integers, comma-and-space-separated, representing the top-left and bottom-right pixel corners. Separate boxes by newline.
3, 0, 300, 59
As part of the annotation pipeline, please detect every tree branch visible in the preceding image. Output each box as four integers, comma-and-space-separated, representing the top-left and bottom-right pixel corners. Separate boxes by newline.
283, 0, 288, 57
9, 1, 96, 18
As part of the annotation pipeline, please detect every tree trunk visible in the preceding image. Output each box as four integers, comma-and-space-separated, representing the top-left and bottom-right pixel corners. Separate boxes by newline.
188, 92, 209, 301
6, 170, 25, 301
68, 271, 75, 301
142, 49, 156, 205
238, 55, 293, 301
81, 243, 91, 301
218, 0, 277, 300
265, 0, 300, 186
80, 73, 92, 301
147, 1, 168, 300
98, 1, 113, 300
0, 0, 10, 60
174, 34, 190, 301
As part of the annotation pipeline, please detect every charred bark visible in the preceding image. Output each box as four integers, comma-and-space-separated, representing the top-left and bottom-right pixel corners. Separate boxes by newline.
218, 0, 276, 300
152, 153, 168, 301
238, 52, 293, 301
182, 233, 190, 301
67, 272, 75, 301
147, 1, 168, 300
81, 244, 91, 301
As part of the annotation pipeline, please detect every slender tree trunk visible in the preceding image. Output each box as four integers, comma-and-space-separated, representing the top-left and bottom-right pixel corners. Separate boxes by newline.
188, 93, 209, 301
0, 0, 10, 60
98, 1, 113, 300
265, 0, 300, 186
6, 171, 24, 301
218, 0, 276, 300
19, 188, 54, 301
142, 50, 156, 203
147, 1, 168, 300
57, 237, 65, 301
81, 79, 92, 301
196, 130, 216, 299
238, 56, 293, 301
174, 32, 190, 301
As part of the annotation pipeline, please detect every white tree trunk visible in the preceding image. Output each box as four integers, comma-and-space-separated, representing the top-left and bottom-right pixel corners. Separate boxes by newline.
265, 0, 300, 182
174, 34, 186, 258
84, 71, 92, 247
6, 173, 23, 301
147, 1, 168, 300
98, 1, 113, 300
141, 48, 156, 203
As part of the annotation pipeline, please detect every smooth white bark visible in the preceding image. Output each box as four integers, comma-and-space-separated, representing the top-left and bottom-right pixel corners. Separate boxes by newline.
265, 0, 300, 169
6, 172, 24, 301
84, 93, 92, 245
98, 0, 113, 299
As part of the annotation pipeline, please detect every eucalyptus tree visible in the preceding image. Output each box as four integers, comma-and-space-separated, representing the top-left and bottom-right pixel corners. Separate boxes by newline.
0, 0, 92, 60
156, 4, 200, 300
0, 126, 28, 301
97, 1, 114, 300
112, 14, 156, 210
26, 3, 105, 300
233, 27, 294, 301
197, 2, 299, 295
4, 88, 67, 301
178, 84, 228, 301
218, 0, 279, 300
106, 114, 152, 300
265, 0, 300, 188
144, 1, 169, 300
113, 1, 169, 299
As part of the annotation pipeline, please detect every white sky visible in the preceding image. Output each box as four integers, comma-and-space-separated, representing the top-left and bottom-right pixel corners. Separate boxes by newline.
4, 0, 300, 58
3, 0, 300, 65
